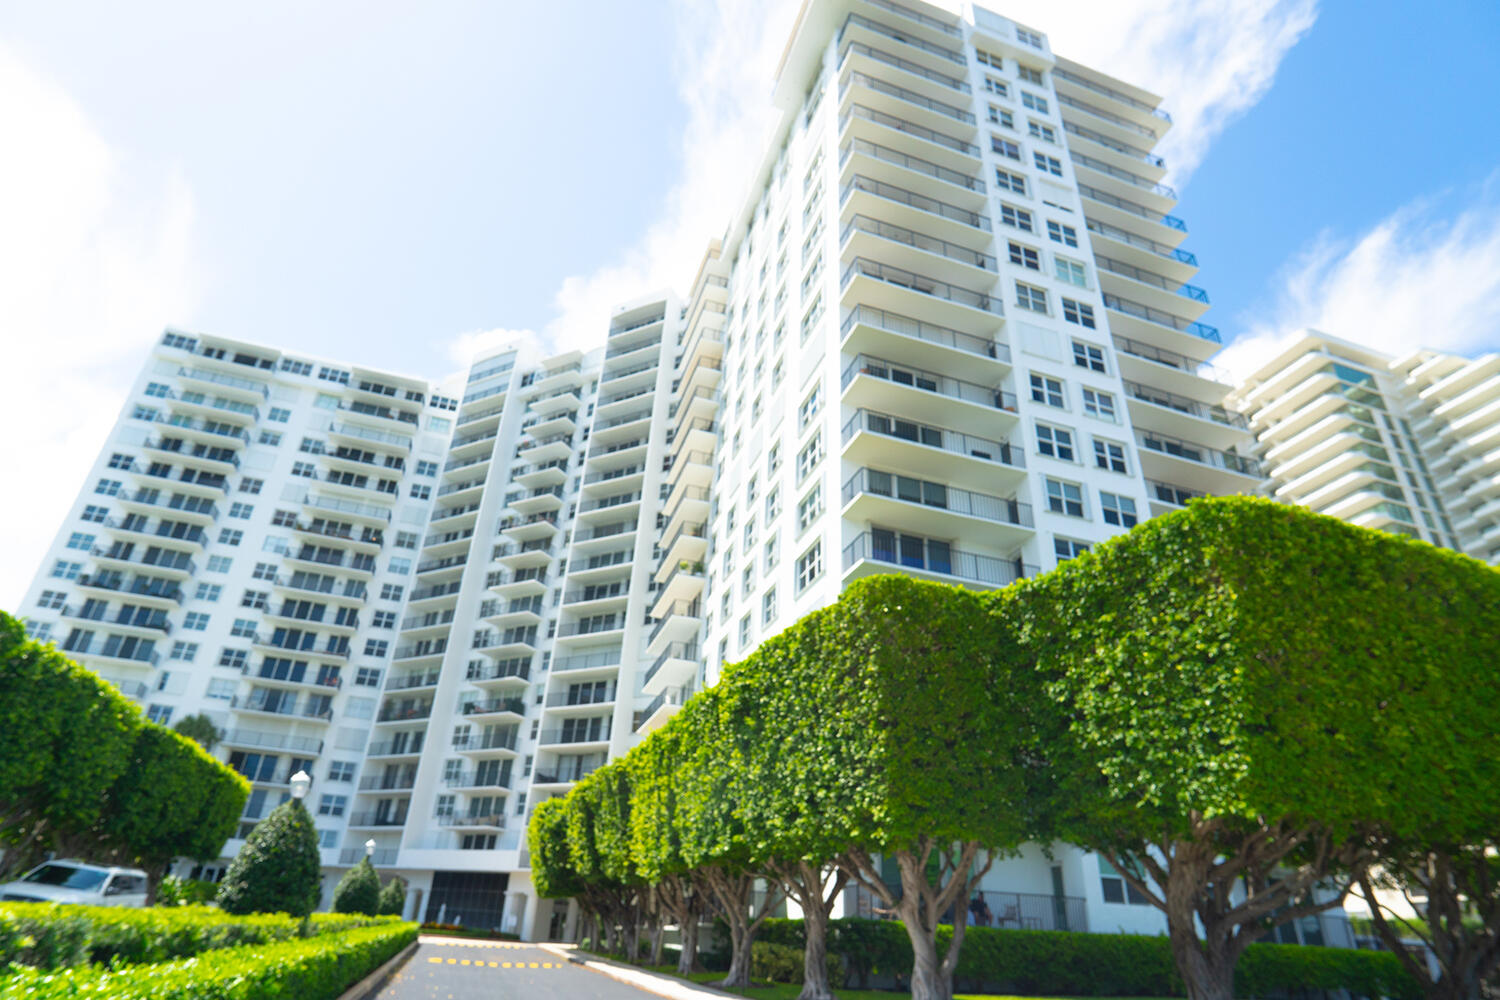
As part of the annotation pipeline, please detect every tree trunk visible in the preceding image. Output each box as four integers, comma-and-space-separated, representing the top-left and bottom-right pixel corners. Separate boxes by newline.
721, 916, 753, 988
1167, 915, 1237, 1000
143, 860, 168, 906
799, 902, 834, 1000
677, 912, 699, 976
650, 923, 665, 966
623, 910, 640, 963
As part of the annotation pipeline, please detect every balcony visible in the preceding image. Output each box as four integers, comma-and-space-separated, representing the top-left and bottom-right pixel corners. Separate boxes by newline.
1096, 256, 1207, 305
839, 305, 1008, 382
1122, 379, 1248, 450
839, 13, 965, 74
643, 642, 698, 696
175, 365, 269, 401
451, 730, 519, 754
635, 686, 689, 735
1053, 64, 1170, 124
840, 69, 975, 132
552, 648, 622, 677
230, 693, 332, 722
838, 136, 984, 213
1111, 336, 1230, 401
359, 773, 417, 792
462, 696, 526, 721
842, 467, 1034, 546
539, 721, 613, 747
532, 759, 603, 787
365, 737, 424, 758
326, 421, 413, 453
386, 669, 441, 691
1077, 182, 1183, 235
840, 177, 991, 241
841, 355, 1018, 433
646, 600, 702, 652
1136, 431, 1262, 493
60, 636, 159, 667
1086, 218, 1197, 268
840, 407, 1026, 494
1102, 293, 1220, 350
75, 573, 183, 606
842, 215, 996, 279
1145, 479, 1206, 513
444, 767, 513, 790
221, 728, 323, 755
302, 492, 391, 525
968, 890, 1089, 933
347, 812, 409, 829
339, 847, 400, 866
838, 40, 969, 101
466, 656, 532, 687
843, 531, 1034, 590
376, 701, 433, 723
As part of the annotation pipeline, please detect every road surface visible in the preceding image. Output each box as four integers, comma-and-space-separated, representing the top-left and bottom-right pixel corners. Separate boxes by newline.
372, 936, 662, 1000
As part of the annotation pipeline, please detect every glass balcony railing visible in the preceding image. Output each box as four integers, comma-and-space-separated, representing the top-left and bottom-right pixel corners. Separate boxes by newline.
841, 355, 1018, 411
1102, 294, 1220, 343
843, 531, 1033, 587
842, 468, 1033, 527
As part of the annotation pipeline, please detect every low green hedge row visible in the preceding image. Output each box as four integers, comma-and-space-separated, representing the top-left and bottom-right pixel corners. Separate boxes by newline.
0, 921, 416, 999
0, 903, 403, 969
744, 918, 1419, 998
749, 940, 845, 986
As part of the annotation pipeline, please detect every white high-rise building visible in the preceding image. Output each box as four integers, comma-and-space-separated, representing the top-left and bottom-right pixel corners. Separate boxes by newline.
22, 0, 1305, 945
1230, 330, 1498, 564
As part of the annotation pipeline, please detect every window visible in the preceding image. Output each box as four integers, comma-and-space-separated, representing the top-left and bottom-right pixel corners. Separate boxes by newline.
1036, 424, 1075, 461
738, 614, 752, 650
795, 541, 823, 592
372, 610, 397, 629
380, 584, 404, 601
144, 381, 170, 398
1100, 491, 1138, 527
183, 612, 210, 631
218, 648, 248, 669
146, 705, 173, 725
1083, 387, 1114, 420
107, 452, 132, 470
1008, 242, 1040, 270
328, 761, 356, 783
37, 590, 67, 610
1017, 27, 1043, 48
1033, 152, 1063, 177
66, 532, 94, 551
1047, 220, 1078, 247
195, 583, 223, 602
1028, 121, 1056, 143
991, 136, 1020, 161
251, 562, 277, 581
1054, 537, 1090, 562
765, 488, 782, 521
238, 478, 264, 494
81, 504, 109, 523
1015, 282, 1048, 314
983, 75, 1008, 97
762, 588, 778, 624
409, 484, 432, 500
258, 431, 282, 446
206, 678, 237, 700
988, 105, 1014, 128
994, 169, 1027, 196
1030, 374, 1065, 408
388, 557, 411, 575
217, 528, 243, 546
1045, 478, 1085, 517
1094, 439, 1129, 473
169, 641, 198, 662
95, 479, 122, 496
1072, 341, 1107, 373
131, 404, 158, 421
1018, 65, 1044, 85
280, 358, 313, 376
1062, 298, 1096, 329
797, 382, 822, 431
317, 794, 347, 818
395, 531, 419, 550
268, 407, 290, 422
51, 560, 82, 580
355, 666, 382, 687
261, 536, 286, 555
1099, 856, 1152, 905
230, 618, 257, 638
998, 204, 1033, 232
1055, 257, 1087, 287
365, 639, 390, 658
270, 509, 296, 528
290, 461, 316, 478
763, 533, 779, 570
1021, 91, 1049, 113
229, 502, 254, 519
796, 432, 824, 483
797, 485, 823, 532
741, 564, 755, 598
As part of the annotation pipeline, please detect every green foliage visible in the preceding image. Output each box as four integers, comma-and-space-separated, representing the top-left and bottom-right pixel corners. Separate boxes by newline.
0, 921, 416, 999
216, 798, 323, 917
0, 902, 401, 969
331, 857, 381, 915
171, 713, 221, 751
377, 878, 406, 917
156, 876, 219, 908
0, 612, 247, 875
750, 940, 845, 987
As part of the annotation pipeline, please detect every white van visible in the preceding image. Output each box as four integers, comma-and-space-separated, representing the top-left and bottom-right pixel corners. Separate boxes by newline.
0, 860, 149, 907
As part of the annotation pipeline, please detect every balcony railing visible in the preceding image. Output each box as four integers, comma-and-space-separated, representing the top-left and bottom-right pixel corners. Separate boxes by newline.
376, 702, 433, 723
386, 669, 441, 690
839, 136, 983, 195
842, 71, 975, 126
647, 600, 701, 644
1122, 380, 1247, 429
842, 259, 1002, 319
969, 890, 1089, 933
643, 642, 698, 689
463, 696, 526, 717
842, 216, 997, 272
842, 355, 1018, 411
635, 686, 690, 730
339, 847, 400, 865
1070, 152, 1177, 200
841, 176, 990, 231
840, 305, 1008, 362
839, 40, 969, 95
545, 687, 616, 708
1084, 218, 1197, 266
533, 761, 602, 785
1102, 293, 1220, 344
861, 0, 960, 36
1112, 335, 1230, 383
1056, 92, 1158, 140
842, 468, 1033, 528
553, 649, 622, 674
840, 13, 964, 65
1146, 480, 1206, 508
1053, 66, 1170, 121
1137, 432, 1262, 477
539, 723, 612, 746
843, 532, 1034, 588
466, 657, 532, 684
347, 812, 408, 828
359, 773, 416, 791
1077, 183, 1184, 231
1096, 256, 1208, 302
840, 407, 1026, 467
451, 731, 519, 752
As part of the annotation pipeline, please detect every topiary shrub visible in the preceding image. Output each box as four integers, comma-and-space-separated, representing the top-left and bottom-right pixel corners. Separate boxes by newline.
377, 877, 406, 917
749, 939, 843, 986
331, 857, 381, 916
216, 797, 323, 917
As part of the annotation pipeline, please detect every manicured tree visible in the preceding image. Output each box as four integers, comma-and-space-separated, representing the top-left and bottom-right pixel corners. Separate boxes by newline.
378, 876, 407, 917
97, 724, 249, 901
171, 712, 221, 751
999, 497, 1500, 1000
530, 797, 594, 941
0, 613, 140, 875
216, 795, 323, 916
591, 760, 650, 960
564, 772, 636, 954
332, 856, 382, 915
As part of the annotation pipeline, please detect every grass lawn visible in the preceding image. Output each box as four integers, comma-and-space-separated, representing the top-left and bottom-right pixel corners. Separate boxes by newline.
638, 964, 1175, 1000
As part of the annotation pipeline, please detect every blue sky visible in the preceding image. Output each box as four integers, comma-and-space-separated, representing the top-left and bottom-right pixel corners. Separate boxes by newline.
2, 0, 1499, 605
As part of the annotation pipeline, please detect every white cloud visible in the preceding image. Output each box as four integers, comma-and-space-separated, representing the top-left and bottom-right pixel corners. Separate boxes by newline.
474, 0, 1314, 366
444, 326, 545, 368
1218, 179, 1500, 380
0, 42, 195, 608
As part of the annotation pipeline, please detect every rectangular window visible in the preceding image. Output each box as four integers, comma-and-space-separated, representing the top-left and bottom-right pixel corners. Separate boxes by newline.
258, 431, 282, 446
206, 678, 237, 700
1054, 537, 1090, 561
183, 612, 210, 631
51, 560, 82, 580
796, 432, 824, 483
1033, 152, 1063, 177
230, 618, 257, 638
1072, 340, 1107, 372
195, 583, 223, 602
169, 641, 198, 662
1036, 424, 1075, 461
795, 541, 823, 593
388, 557, 411, 575
1015, 282, 1049, 313
372, 610, 397, 629
1021, 91, 1049, 113
95, 479, 123, 496
328, 761, 356, 782
1030, 374, 1065, 408
983, 75, 1008, 97
1045, 478, 1085, 517
365, 639, 390, 658
144, 381, 171, 398
797, 383, 822, 431
66, 532, 95, 551
762, 588, 778, 625
290, 461, 316, 478
380, 584, 404, 601
995, 169, 1026, 195
317, 794, 347, 818
146, 705, 173, 725
1094, 439, 1129, 473
1018, 66, 1044, 85
355, 666, 382, 687
410, 484, 432, 500
999, 204, 1033, 232
1101, 491, 1139, 527
991, 136, 1020, 161
229, 502, 253, 519
1055, 257, 1087, 287
81, 504, 109, 523
218, 528, 243, 546
1062, 298, 1097, 329
1028, 121, 1056, 143
1047, 221, 1078, 247
1008, 242, 1040, 270
797, 485, 824, 533
268, 407, 290, 422
1017, 27, 1044, 48
37, 590, 67, 610
218, 648, 248, 669
238, 478, 264, 494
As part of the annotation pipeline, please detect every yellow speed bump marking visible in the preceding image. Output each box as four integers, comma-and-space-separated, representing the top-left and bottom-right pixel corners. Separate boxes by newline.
488, 961, 497, 967
502, 962, 512, 968
427, 957, 442, 964
529, 962, 539, 968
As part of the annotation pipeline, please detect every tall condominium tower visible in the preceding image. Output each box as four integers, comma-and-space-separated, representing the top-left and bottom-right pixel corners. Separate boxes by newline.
20, 0, 1296, 945
1230, 330, 1498, 563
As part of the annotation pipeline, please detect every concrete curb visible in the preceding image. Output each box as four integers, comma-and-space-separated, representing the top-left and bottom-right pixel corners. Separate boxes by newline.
335, 938, 419, 1000
538, 944, 739, 1000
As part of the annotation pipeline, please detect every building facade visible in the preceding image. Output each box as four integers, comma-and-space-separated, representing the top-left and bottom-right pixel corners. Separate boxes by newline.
1230, 330, 1498, 565
19, 0, 1301, 945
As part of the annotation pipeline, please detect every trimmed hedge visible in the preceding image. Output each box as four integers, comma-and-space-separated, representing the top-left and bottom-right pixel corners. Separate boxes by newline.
749, 918, 1418, 998
0, 903, 403, 969
0, 921, 416, 999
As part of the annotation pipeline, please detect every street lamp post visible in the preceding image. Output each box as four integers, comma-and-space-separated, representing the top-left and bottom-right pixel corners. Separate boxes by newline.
365, 839, 376, 859
290, 770, 311, 801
